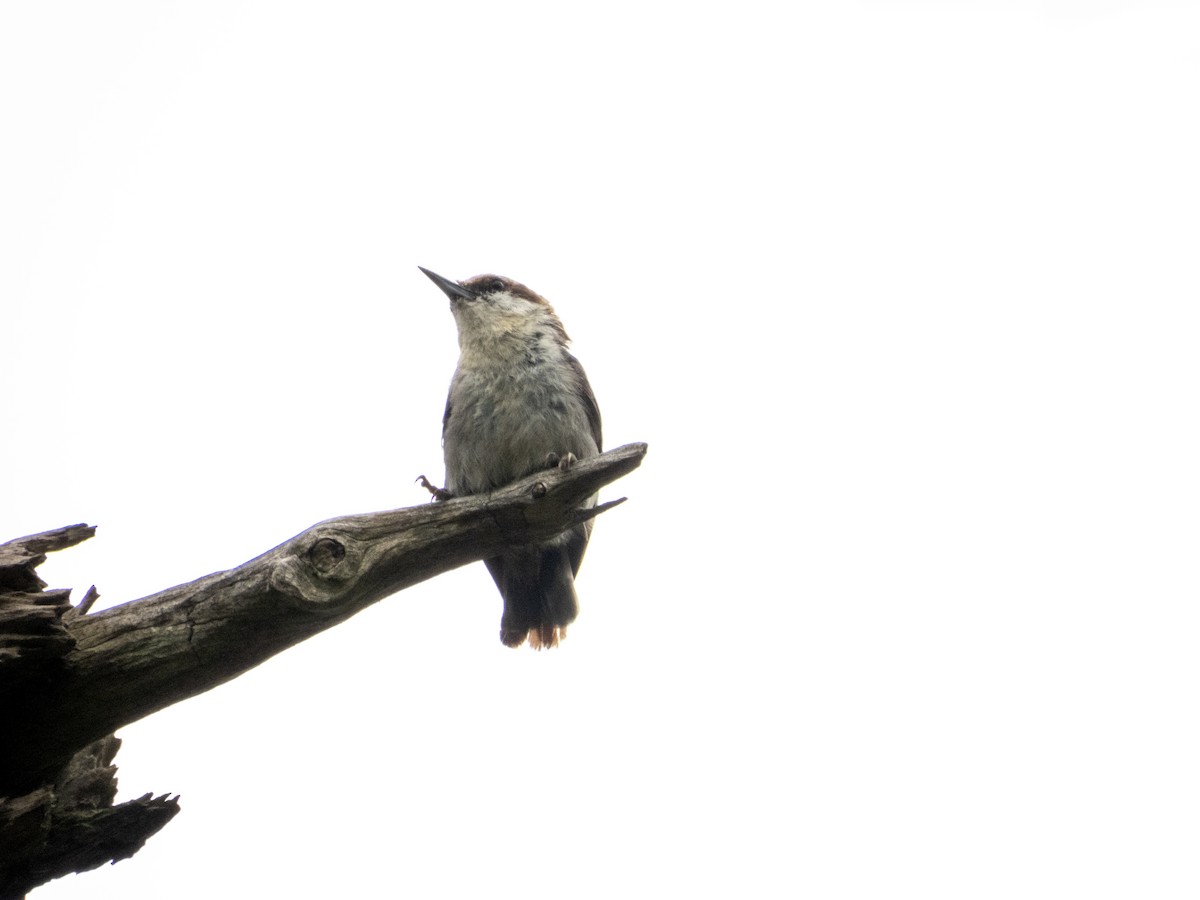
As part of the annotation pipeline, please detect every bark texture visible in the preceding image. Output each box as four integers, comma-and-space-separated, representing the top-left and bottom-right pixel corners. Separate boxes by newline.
0, 441, 646, 897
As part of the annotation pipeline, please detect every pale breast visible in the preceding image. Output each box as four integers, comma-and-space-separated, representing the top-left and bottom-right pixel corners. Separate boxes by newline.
443, 352, 599, 495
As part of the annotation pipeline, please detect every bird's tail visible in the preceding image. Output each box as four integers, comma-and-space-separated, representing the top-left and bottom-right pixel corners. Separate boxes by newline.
486, 545, 580, 650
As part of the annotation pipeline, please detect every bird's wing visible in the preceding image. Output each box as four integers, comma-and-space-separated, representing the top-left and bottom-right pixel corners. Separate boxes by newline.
567, 352, 603, 452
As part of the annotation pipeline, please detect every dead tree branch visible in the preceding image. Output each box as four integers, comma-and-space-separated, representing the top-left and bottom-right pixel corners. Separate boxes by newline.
0, 441, 646, 896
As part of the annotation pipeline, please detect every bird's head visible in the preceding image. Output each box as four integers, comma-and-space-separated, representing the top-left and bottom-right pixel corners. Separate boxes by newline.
419, 267, 568, 348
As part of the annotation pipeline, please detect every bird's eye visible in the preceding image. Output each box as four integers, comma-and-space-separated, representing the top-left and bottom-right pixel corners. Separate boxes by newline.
490, 279, 506, 294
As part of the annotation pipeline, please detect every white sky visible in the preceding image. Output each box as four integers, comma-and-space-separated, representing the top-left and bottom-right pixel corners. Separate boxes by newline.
3, 2, 1199, 897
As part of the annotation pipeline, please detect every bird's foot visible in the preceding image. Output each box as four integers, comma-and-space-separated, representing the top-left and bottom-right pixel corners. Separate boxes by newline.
544, 451, 578, 472
416, 475, 453, 502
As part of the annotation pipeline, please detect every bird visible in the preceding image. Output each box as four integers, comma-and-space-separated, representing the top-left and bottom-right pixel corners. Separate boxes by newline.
418, 266, 602, 649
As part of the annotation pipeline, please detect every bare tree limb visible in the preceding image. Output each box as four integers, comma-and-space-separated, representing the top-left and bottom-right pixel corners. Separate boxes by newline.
0, 441, 645, 895
2, 442, 647, 793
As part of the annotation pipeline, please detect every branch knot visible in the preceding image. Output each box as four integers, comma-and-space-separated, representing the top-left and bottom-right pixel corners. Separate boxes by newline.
308, 538, 346, 574
268, 531, 364, 614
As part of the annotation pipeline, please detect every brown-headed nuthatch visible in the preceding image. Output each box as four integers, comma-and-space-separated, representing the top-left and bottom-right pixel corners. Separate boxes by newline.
419, 267, 602, 650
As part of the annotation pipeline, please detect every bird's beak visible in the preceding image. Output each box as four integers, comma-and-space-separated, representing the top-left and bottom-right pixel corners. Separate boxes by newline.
419, 266, 476, 302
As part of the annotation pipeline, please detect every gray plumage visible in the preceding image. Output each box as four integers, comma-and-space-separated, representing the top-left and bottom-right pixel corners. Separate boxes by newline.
420, 267, 602, 649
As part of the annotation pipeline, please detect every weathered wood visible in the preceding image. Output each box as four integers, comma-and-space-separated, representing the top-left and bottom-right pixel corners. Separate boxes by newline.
0, 442, 645, 893
0, 736, 179, 899
0, 525, 97, 592
62, 586, 100, 624
2, 443, 647, 793
0, 525, 95, 675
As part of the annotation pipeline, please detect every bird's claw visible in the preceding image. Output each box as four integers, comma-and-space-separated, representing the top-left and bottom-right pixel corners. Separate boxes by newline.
544, 451, 577, 472
416, 475, 453, 502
